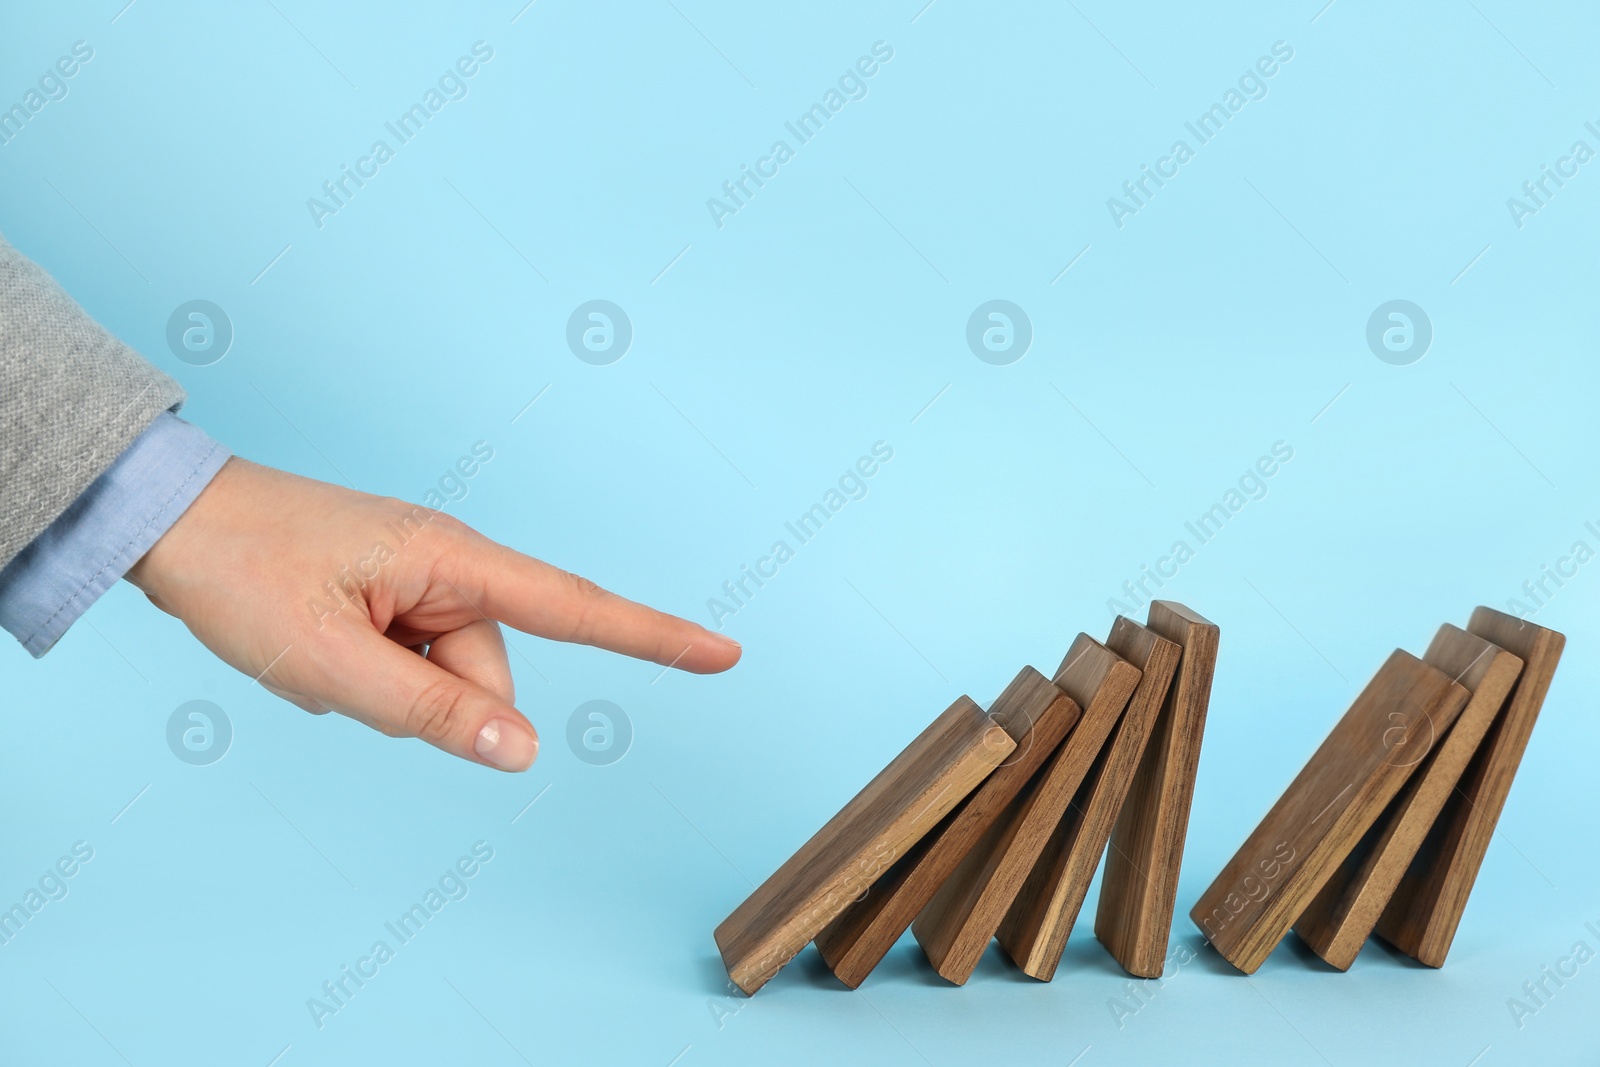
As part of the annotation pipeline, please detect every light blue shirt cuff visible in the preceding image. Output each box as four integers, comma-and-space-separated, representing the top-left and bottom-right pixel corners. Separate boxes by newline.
0, 412, 229, 657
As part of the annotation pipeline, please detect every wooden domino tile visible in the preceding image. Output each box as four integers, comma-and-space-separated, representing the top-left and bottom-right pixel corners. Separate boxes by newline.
1094, 600, 1220, 978
1189, 650, 1469, 974
814, 667, 1081, 988
1293, 624, 1522, 969
714, 695, 1016, 995
1375, 608, 1565, 967
911, 635, 1141, 985
998, 616, 1181, 980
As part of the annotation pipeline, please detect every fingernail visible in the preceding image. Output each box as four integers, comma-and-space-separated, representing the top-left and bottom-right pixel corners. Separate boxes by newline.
475, 719, 538, 772
716, 632, 741, 649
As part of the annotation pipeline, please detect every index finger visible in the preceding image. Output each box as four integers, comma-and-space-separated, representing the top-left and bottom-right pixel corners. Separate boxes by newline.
455, 534, 741, 674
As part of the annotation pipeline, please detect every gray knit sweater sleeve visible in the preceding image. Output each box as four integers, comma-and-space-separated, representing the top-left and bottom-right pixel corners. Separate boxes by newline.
0, 232, 185, 569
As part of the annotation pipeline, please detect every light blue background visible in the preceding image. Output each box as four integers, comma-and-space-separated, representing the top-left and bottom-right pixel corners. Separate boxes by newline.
2, 1, 1597, 1064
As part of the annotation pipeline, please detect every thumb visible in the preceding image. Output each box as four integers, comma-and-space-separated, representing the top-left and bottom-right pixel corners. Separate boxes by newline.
320, 629, 540, 771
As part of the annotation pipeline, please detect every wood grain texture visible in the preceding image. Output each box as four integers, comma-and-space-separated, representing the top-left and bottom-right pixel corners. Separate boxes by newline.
813, 668, 1081, 988
1188, 650, 1469, 974
1375, 608, 1565, 967
998, 617, 1182, 980
911, 635, 1141, 985
714, 696, 1016, 994
1094, 601, 1220, 978
1293, 625, 1522, 970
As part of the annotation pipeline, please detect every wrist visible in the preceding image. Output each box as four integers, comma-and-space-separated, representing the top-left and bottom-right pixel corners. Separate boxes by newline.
125, 454, 241, 602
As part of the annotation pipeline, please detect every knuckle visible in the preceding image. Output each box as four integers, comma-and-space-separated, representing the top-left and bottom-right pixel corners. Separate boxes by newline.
382, 497, 470, 542
562, 570, 608, 641
404, 678, 471, 744
430, 510, 472, 538
565, 570, 603, 596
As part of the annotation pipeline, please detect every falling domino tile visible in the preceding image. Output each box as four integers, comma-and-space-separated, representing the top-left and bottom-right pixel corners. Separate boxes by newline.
714, 695, 1016, 995
1293, 623, 1522, 970
998, 615, 1181, 981
1376, 608, 1565, 967
912, 635, 1141, 985
1190, 650, 1469, 974
1094, 601, 1220, 978
814, 666, 1082, 988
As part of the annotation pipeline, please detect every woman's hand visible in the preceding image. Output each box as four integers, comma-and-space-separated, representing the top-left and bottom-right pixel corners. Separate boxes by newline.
125, 458, 739, 771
